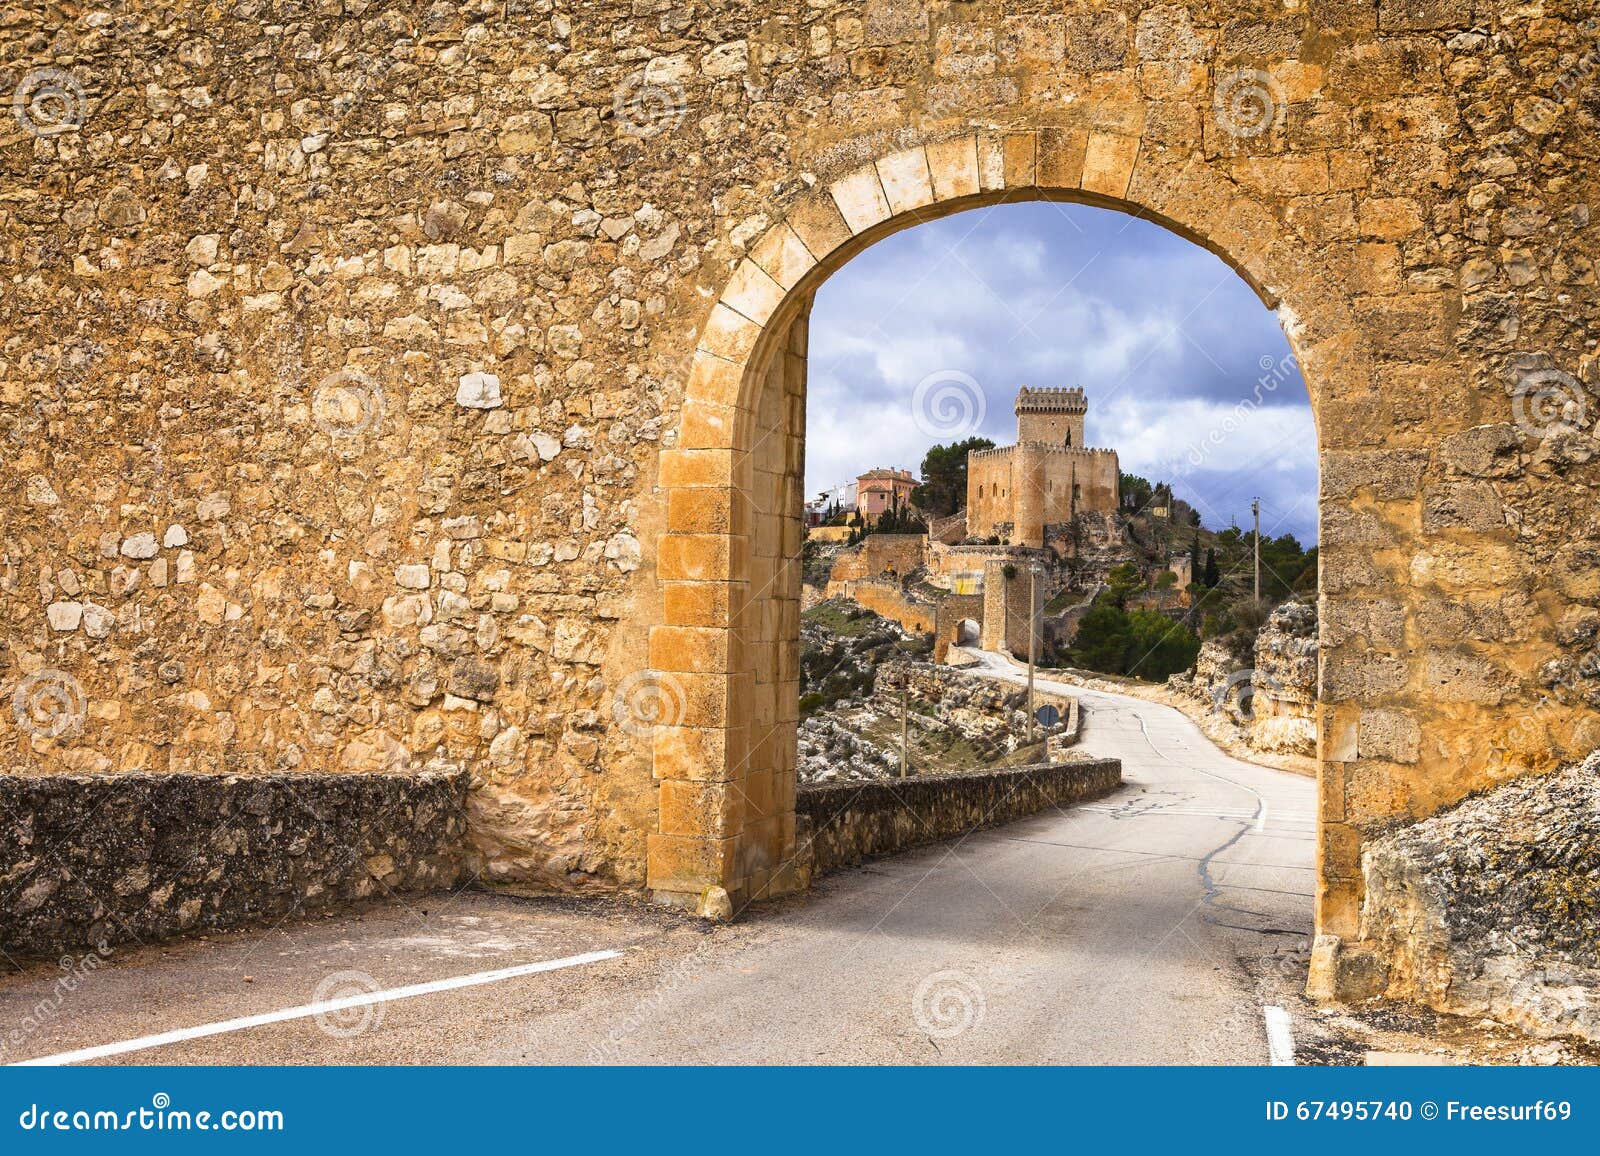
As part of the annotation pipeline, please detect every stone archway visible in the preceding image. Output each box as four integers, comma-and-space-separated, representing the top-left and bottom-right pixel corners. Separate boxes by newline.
650, 127, 1344, 912
649, 117, 1590, 952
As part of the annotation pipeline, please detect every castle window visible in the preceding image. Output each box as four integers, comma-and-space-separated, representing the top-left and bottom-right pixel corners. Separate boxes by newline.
1064, 431, 1071, 446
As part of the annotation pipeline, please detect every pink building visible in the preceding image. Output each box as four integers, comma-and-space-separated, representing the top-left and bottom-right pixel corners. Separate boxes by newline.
855, 467, 917, 523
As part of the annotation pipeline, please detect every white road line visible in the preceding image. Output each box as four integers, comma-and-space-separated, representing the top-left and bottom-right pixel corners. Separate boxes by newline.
11, 948, 624, 1067
1263, 1005, 1296, 1066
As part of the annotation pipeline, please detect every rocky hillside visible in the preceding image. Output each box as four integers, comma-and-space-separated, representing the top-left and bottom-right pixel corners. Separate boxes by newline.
798, 606, 1076, 783
799, 599, 931, 716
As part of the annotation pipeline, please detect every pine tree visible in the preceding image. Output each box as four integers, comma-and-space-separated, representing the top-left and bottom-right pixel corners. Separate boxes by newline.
1203, 547, 1219, 588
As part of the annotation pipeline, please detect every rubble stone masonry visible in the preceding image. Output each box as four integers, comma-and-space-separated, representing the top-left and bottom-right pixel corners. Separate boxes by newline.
1, 2, 1597, 969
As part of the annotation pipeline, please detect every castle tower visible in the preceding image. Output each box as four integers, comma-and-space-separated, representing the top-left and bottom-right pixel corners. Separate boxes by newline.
1015, 386, 1087, 448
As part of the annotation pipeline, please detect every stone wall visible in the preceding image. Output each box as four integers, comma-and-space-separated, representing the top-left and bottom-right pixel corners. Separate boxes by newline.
824, 579, 936, 635
0, 769, 471, 958
1250, 600, 1319, 756
981, 556, 1045, 657
1348, 754, 1600, 1042
825, 534, 927, 583
889, 659, 1076, 753
797, 758, 1121, 877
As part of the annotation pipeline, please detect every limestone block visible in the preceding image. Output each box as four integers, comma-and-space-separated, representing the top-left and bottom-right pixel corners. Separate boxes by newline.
875, 147, 935, 214
1081, 132, 1140, 198
925, 134, 979, 201
456, 372, 503, 409
828, 166, 892, 234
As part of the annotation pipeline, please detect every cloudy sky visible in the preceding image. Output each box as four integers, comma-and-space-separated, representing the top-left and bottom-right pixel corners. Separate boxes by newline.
805, 200, 1319, 545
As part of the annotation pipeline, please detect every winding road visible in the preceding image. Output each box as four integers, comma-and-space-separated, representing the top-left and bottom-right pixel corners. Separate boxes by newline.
0, 654, 1317, 1066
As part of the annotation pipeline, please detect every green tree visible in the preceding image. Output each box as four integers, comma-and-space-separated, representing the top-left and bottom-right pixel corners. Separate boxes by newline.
1124, 610, 1201, 681
1103, 561, 1144, 608
1202, 547, 1219, 587
1068, 604, 1133, 673
1119, 472, 1153, 512
911, 436, 995, 518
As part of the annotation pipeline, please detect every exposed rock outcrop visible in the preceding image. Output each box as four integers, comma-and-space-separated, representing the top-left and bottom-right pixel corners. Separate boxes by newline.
1167, 600, 1317, 762
1357, 753, 1600, 1042
1249, 600, 1318, 757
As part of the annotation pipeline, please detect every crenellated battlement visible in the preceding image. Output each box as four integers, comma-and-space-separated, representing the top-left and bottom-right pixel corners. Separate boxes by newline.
1015, 385, 1087, 414
968, 442, 1117, 460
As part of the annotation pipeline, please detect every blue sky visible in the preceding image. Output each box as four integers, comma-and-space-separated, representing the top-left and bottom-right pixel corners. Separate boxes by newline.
805, 200, 1319, 546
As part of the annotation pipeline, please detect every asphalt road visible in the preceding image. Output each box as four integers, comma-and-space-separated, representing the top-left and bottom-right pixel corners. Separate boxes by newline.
0, 658, 1317, 1065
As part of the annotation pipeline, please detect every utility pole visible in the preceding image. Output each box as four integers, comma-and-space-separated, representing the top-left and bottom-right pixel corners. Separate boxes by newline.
1252, 497, 1261, 603
1026, 566, 1038, 747
899, 672, 910, 778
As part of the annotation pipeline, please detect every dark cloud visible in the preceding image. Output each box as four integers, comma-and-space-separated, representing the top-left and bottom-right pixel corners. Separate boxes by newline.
805, 200, 1318, 545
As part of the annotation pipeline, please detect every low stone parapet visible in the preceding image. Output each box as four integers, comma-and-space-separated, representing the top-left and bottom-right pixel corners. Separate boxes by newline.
0, 769, 472, 959
796, 758, 1120, 878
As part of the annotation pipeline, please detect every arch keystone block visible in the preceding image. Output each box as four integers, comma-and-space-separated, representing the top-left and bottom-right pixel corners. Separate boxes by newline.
1038, 127, 1089, 188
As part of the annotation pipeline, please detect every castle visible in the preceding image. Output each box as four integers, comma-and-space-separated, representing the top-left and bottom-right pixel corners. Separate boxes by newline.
965, 387, 1120, 546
